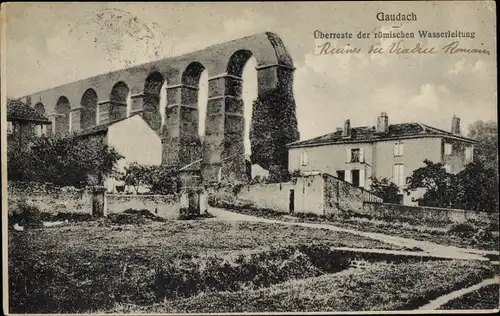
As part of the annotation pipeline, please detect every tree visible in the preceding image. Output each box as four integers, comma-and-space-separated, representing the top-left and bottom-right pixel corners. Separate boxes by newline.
142, 165, 180, 194
122, 162, 150, 194
454, 161, 499, 213
369, 176, 401, 204
404, 159, 457, 207
8, 134, 123, 188
467, 120, 498, 172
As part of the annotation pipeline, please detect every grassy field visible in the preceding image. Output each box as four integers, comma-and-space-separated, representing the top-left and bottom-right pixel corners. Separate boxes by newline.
8, 214, 497, 313
216, 203, 499, 251
438, 284, 499, 310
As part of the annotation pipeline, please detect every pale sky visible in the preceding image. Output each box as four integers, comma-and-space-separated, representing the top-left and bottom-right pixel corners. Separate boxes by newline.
5, 1, 497, 152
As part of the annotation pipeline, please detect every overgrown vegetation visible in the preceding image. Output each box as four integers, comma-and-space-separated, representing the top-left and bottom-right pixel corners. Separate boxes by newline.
7, 133, 123, 188
369, 176, 401, 203
404, 160, 499, 213
122, 162, 180, 194
249, 87, 299, 182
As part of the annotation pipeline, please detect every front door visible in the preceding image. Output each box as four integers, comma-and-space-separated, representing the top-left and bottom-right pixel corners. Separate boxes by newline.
289, 189, 295, 214
351, 169, 360, 187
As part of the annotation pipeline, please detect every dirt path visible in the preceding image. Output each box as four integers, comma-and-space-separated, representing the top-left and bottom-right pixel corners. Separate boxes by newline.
418, 277, 499, 310
208, 207, 493, 261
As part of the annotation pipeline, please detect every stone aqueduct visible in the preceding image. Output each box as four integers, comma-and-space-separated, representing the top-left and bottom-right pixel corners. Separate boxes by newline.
20, 32, 299, 183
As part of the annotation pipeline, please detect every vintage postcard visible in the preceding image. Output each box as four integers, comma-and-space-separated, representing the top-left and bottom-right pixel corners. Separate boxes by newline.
1, 1, 498, 314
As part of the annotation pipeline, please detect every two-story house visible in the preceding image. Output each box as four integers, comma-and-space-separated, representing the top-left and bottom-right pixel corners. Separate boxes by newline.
7, 99, 52, 151
287, 112, 476, 205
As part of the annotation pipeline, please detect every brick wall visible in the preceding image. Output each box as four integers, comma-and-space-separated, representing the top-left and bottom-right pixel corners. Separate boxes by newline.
361, 202, 497, 228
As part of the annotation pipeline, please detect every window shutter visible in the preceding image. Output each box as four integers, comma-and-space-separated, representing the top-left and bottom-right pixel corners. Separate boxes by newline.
346, 148, 351, 163
359, 168, 365, 188
345, 170, 351, 183
393, 164, 398, 185
359, 148, 365, 162
394, 143, 398, 156
399, 143, 404, 156
303, 151, 308, 166
398, 165, 404, 187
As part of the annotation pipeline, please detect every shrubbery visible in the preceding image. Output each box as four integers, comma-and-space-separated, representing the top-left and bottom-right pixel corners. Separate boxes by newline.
9, 201, 43, 229
7, 134, 122, 188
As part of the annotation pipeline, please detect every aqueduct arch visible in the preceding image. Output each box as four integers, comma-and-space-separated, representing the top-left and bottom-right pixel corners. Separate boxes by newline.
80, 89, 98, 129
21, 32, 299, 183
54, 96, 71, 136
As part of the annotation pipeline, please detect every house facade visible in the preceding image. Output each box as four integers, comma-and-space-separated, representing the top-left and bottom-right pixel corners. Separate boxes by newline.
287, 113, 476, 205
7, 99, 52, 151
74, 114, 162, 192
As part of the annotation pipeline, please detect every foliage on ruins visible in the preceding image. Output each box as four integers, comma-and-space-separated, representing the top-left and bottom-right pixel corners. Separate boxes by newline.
249, 87, 300, 182
404, 159, 498, 212
7, 134, 123, 188
369, 177, 401, 204
467, 120, 498, 172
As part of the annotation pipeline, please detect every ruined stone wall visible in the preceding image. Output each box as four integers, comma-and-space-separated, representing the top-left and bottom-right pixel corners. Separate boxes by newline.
20, 32, 298, 184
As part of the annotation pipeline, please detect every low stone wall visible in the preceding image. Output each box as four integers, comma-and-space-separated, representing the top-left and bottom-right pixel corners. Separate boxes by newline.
107, 194, 179, 219
323, 174, 383, 215
8, 182, 92, 214
361, 202, 497, 228
237, 182, 295, 213
8, 181, 179, 219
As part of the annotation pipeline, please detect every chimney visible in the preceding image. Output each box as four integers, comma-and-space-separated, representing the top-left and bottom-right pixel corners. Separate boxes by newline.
376, 112, 389, 133
342, 119, 351, 138
451, 115, 461, 135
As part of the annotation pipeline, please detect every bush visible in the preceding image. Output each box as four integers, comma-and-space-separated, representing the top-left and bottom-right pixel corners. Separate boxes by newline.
448, 222, 477, 238
10, 201, 43, 229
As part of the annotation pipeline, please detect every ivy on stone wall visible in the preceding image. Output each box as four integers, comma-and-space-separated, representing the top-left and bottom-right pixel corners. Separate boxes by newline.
249, 87, 300, 181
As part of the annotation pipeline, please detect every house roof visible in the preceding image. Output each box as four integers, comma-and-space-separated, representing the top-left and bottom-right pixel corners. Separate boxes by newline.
287, 123, 477, 148
74, 113, 142, 138
7, 99, 51, 124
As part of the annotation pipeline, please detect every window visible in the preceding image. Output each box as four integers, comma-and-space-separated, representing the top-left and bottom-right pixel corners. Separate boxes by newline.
35, 125, 43, 137
7, 121, 13, 134
337, 170, 345, 181
394, 141, 404, 156
393, 164, 405, 186
350, 169, 366, 188
351, 170, 360, 187
444, 143, 452, 155
465, 146, 474, 161
300, 151, 308, 166
348, 148, 364, 163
